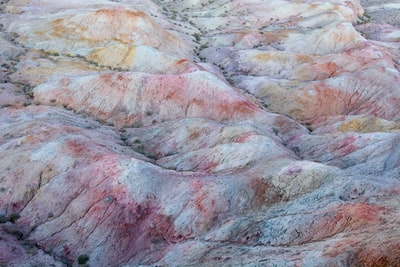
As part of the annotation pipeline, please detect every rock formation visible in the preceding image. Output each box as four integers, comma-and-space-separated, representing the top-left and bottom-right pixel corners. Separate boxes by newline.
0, 0, 399, 266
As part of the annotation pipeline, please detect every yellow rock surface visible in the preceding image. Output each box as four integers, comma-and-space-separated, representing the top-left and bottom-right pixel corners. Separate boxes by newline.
338, 116, 400, 133
86, 45, 137, 70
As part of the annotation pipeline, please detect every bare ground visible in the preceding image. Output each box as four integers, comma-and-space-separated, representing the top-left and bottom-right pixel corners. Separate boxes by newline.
361, 0, 400, 26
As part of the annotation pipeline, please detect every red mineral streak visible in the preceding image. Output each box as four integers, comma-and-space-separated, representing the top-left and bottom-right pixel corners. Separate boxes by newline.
169, 59, 203, 74
231, 131, 258, 143
313, 203, 387, 241
35, 186, 182, 265
105, 198, 180, 264
65, 139, 87, 156
201, 161, 220, 172
324, 237, 400, 267
356, 242, 400, 267
190, 179, 203, 192
313, 61, 338, 78
295, 82, 370, 120
250, 178, 272, 206
323, 238, 358, 257
342, 203, 387, 226
333, 135, 357, 157
191, 190, 219, 232
194, 192, 207, 213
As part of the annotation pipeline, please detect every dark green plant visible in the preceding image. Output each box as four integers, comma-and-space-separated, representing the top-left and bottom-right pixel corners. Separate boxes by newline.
77, 254, 89, 265
8, 213, 20, 223
133, 144, 145, 154
145, 153, 158, 160
193, 33, 201, 42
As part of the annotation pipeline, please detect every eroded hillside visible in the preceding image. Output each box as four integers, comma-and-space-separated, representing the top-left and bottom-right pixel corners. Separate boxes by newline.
1, 0, 400, 266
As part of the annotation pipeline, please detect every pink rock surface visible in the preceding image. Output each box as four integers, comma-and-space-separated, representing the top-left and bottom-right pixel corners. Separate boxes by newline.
33, 71, 263, 128
1, 0, 400, 266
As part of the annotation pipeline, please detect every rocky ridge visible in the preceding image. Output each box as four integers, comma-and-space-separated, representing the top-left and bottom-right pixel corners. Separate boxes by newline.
0, 0, 400, 266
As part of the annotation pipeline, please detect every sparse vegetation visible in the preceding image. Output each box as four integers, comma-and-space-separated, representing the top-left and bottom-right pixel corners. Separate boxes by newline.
77, 254, 89, 265
86, 59, 99, 66
145, 153, 158, 160
357, 11, 371, 24
48, 51, 60, 57
193, 33, 201, 42
8, 213, 20, 223
132, 143, 145, 154
120, 133, 128, 142
199, 44, 208, 50
0, 213, 21, 225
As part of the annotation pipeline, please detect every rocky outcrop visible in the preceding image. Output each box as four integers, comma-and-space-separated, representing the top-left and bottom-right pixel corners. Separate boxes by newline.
1, 0, 400, 266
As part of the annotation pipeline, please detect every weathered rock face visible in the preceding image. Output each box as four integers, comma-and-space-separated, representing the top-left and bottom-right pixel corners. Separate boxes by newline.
1, 0, 400, 266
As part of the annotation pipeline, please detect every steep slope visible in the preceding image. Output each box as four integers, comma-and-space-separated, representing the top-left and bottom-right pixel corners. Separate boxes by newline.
0, 0, 400, 266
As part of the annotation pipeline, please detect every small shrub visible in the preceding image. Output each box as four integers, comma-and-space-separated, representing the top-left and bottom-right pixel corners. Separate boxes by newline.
120, 134, 128, 142
8, 213, 20, 223
133, 144, 145, 154
199, 44, 208, 50
145, 153, 158, 160
77, 254, 89, 265
193, 33, 201, 42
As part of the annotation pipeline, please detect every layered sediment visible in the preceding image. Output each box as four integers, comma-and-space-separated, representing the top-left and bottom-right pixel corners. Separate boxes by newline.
0, 0, 399, 266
